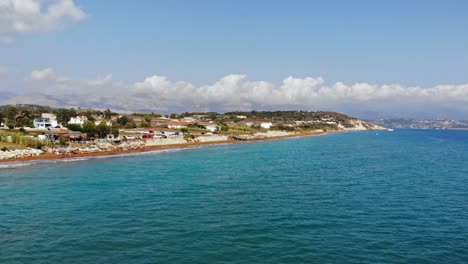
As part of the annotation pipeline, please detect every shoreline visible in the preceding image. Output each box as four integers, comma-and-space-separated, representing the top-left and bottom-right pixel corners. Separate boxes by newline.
0, 131, 328, 164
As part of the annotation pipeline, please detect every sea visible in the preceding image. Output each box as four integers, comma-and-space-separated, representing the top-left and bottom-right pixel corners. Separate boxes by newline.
0, 130, 467, 263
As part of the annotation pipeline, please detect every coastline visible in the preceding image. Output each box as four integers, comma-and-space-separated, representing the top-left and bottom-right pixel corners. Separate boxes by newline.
0, 131, 328, 164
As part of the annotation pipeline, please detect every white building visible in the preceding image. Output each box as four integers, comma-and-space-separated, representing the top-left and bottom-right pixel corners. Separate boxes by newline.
68, 116, 88, 125
199, 122, 218, 132
33, 113, 58, 129
182, 117, 197, 123
260, 122, 273, 129
94, 120, 112, 126
167, 121, 187, 129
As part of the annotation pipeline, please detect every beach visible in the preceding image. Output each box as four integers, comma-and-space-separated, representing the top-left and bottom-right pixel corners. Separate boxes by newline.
0, 130, 327, 164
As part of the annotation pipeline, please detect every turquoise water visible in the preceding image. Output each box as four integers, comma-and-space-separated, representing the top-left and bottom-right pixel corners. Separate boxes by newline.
0, 130, 467, 263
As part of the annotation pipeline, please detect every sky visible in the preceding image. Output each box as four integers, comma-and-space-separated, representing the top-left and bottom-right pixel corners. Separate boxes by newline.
0, 0, 467, 119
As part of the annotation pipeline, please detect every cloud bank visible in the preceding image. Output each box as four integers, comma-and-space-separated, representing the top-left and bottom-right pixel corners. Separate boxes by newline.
0, 0, 86, 43
1, 68, 467, 119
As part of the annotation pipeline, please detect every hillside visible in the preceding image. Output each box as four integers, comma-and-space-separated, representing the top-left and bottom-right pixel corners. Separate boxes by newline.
0, 104, 384, 132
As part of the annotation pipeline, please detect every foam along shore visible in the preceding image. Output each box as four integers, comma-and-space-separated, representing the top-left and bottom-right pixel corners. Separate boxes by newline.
0, 130, 325, 163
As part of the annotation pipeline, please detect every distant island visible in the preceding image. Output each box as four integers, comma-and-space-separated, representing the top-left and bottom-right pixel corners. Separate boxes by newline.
0, 104, 385, 161
372, 118, 468, 130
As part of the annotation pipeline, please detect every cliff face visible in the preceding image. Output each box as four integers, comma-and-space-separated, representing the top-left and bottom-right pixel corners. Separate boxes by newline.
343, 119, 386, 131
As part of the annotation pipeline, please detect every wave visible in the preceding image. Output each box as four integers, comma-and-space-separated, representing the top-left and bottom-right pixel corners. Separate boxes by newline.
0, 162, 33, 169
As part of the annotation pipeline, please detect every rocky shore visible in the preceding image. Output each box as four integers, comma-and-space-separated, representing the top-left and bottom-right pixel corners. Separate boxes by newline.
0, 131, 327, 162
0, 148, 44, 160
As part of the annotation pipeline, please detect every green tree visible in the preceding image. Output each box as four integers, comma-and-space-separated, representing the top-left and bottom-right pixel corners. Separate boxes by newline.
4, 105, 17, 119
66, 123, 83, 131
141, 115, 152, 128
169, 113, 178, 119
6, 120, 15, 129
110, 122, 120, 136
82, 121, 97, 135
17, 116, 32, 128
14, 108, 34, 128
116, 116, 129, 126
84, 112, 96, 121
215, 121, 229, 132
124, 119, 137, 128
103, 109, 112, 120
55, 108, 77, 125
218, 123, 229, 131
96, 121, 110, 138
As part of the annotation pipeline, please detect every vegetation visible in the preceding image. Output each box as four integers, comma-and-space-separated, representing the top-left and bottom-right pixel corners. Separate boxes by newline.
54, 108, 77, 124
0, 105, 36, 128
132, 112, 162, 118
66, 123, 83, 132
225, 125, 254, 135
140, 115, 152, 128
0, 131, 54, 149
96, 121, 111, 138
116, 115, 130, 126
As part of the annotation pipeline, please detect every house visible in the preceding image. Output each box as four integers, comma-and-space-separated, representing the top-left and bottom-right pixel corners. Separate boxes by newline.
68, 116, 88, 125
192, 114, 208, 120
260, 122, 273, 129
33, 113, 58, 129
94, 120, 112, 126
199, 122, 218, 132
167, 121, 187, 129
182, 117, 198, 123
236, 115, 247, 119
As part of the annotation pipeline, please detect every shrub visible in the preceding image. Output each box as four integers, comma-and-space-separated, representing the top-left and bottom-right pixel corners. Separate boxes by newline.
59, 136, 69, 146
66, 123, 83, 132
183, 134, 195, 142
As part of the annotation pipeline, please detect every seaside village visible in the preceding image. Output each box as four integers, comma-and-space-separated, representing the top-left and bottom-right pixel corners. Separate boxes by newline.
0, 106, 383, 160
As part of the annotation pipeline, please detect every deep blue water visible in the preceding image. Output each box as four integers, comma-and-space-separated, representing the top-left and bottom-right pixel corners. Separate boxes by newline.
0, 130, 467, 263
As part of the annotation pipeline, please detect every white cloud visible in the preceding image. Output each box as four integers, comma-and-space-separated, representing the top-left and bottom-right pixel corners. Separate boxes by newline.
30, 68, 55, 80
2, 68, 468, 118
88, 74, 113, 86
0, 0, 86, 42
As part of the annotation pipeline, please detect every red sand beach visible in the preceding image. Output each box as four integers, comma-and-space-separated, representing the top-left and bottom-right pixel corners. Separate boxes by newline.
0, 131, 328, 164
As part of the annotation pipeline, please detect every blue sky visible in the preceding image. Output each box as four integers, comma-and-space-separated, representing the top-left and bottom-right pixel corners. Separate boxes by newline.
0, 0, 467, 118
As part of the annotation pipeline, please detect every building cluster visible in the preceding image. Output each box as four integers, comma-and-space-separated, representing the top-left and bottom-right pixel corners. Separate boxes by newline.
27, 113, 289, 135
29, 113, 113, 130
